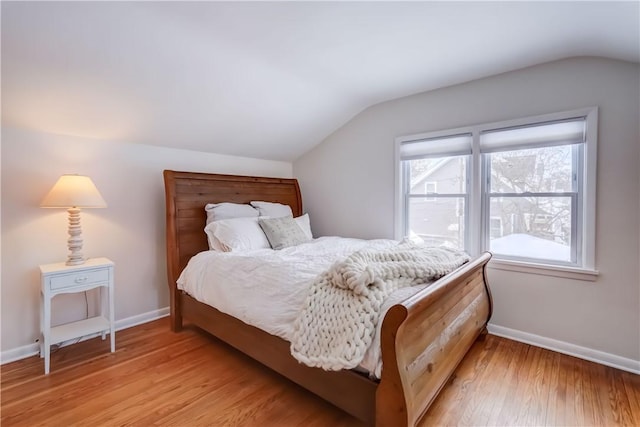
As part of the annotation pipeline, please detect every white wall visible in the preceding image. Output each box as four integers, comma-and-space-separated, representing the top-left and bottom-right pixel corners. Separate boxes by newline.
294, 57, 640, 366
1, 127, 292, 355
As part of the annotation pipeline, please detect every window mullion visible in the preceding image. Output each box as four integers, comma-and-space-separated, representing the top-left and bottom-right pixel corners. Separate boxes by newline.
469, 130, 482, 256
402, 162, 410, 238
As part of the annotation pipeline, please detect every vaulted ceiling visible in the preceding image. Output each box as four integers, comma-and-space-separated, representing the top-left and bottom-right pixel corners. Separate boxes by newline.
2, 1, 638, 161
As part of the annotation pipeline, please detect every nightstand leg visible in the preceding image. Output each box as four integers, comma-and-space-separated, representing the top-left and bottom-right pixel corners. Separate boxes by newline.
109, 280, 115, 352
43, 294, 51, 375
101, 288, 106, 341
39, 292, 44, 358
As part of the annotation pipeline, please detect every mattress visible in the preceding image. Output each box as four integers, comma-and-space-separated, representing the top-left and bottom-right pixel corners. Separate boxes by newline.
177, 236, 429, 378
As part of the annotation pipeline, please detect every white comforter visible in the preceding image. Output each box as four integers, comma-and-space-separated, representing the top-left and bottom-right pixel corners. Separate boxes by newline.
177, 236, 429, 378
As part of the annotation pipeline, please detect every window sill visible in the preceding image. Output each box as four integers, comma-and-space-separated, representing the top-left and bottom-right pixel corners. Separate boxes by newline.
488, 258, 599, 281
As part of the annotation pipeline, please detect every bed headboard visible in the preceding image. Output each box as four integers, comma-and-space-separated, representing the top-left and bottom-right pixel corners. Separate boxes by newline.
164, 170, 302, 330
163, 170, 302, 329
164, 169, 303, 284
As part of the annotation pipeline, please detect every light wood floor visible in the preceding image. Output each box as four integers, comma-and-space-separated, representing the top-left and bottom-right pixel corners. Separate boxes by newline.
2, 318, 638, 426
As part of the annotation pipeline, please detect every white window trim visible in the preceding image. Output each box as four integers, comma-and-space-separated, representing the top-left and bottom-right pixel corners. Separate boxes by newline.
395, 107, 598, 280
489, 258, 599, 281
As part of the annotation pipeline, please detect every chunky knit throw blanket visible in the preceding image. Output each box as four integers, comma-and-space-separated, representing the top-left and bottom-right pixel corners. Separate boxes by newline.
290, 243, 470, 371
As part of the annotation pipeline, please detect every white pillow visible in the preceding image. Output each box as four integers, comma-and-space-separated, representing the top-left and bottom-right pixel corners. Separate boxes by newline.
207, 234, 227, 252
204, 217, 270, 252
205, 202, 258, 225
294, 213, 313, 240
250, 201, 293, 218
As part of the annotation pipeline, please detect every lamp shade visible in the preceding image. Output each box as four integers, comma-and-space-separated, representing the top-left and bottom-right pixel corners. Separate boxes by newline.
41, 174, 107, 208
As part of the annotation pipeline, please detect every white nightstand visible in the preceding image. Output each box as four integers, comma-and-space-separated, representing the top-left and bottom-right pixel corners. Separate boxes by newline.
39, 257, 115, 374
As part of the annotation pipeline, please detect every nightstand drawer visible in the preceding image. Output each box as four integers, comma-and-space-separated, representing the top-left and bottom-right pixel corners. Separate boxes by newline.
49, 268, 110, 290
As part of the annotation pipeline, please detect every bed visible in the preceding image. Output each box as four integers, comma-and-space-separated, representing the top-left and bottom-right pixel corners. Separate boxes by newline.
163, 170, 493, 427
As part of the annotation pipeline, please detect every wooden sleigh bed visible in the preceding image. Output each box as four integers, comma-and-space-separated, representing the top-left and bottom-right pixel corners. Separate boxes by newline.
163, 169, 493, 427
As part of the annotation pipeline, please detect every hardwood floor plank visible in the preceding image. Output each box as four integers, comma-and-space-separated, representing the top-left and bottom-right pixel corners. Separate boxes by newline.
622, 371, 640, 426
2, 318, 638, 427
523, 345, 548, 426
545, 351, 565, 426
604, 365, 635, 426
481, 338, 520, 426
546, 353, 570, 426
569, 354, 587, 426
455, 335, 501, 426
420, 334, 495, 426
591, 360, 614, 426
501, 343, 538, 426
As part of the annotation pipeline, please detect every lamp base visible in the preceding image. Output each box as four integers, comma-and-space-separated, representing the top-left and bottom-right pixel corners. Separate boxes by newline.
66, 207, 85, 266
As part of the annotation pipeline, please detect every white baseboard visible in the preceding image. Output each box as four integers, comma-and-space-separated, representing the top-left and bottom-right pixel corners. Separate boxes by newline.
1, 307, 170, 365
114, 306, 170, 331
488, 323, 640, 375
1, 342, 40, 365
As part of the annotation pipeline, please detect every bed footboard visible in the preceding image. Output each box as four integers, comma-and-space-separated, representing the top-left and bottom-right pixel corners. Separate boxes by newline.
376, 252, 492, 427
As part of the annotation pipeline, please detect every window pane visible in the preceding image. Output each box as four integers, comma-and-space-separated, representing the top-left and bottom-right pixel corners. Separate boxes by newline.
408, 156, 467, 194
408, 197, 465, 249
489, 196, 572, 262
489, 145, 573, 193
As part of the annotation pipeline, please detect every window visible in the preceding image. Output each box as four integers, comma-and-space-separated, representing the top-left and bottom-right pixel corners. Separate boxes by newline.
481, 118, 585, 265
396, 108, 597, 277
398, 133, 471, 249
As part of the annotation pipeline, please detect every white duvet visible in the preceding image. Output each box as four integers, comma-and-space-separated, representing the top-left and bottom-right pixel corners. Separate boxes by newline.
177, 236, 429, 378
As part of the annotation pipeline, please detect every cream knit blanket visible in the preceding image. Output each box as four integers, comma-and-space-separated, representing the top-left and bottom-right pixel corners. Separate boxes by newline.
290, 243, 470, 371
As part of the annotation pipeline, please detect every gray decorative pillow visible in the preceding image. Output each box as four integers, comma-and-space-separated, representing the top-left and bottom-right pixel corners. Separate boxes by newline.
259, 216, 310, 250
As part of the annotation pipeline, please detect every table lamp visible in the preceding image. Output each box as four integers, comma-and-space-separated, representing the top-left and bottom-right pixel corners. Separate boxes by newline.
41, 174, 107, 266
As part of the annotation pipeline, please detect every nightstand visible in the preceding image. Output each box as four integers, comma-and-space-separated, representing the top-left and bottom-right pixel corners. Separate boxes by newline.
39, 257, 115, 374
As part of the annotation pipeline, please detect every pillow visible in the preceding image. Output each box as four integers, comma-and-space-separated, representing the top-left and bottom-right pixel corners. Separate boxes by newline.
259, 216, 311, 250
250, 201, 293, 218
207, 234, 228, 252
294, 213, 313, 240
205, 202, 258, 225
204, 217, 270, 252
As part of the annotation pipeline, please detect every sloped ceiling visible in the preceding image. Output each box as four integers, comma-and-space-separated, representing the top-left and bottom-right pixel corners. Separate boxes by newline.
2, 1, 638, 161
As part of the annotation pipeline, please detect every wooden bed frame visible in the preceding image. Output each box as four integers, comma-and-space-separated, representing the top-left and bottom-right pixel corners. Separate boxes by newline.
163, 169, 493, 427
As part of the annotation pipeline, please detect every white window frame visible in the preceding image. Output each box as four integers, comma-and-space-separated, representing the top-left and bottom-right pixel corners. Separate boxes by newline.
395, 129, 472, 250
395, 107, 599, 281
403, 161, 469, 249
482, 138, 582, 266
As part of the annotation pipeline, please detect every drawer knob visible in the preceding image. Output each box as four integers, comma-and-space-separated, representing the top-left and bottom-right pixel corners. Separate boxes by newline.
75, 276, 88, 283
